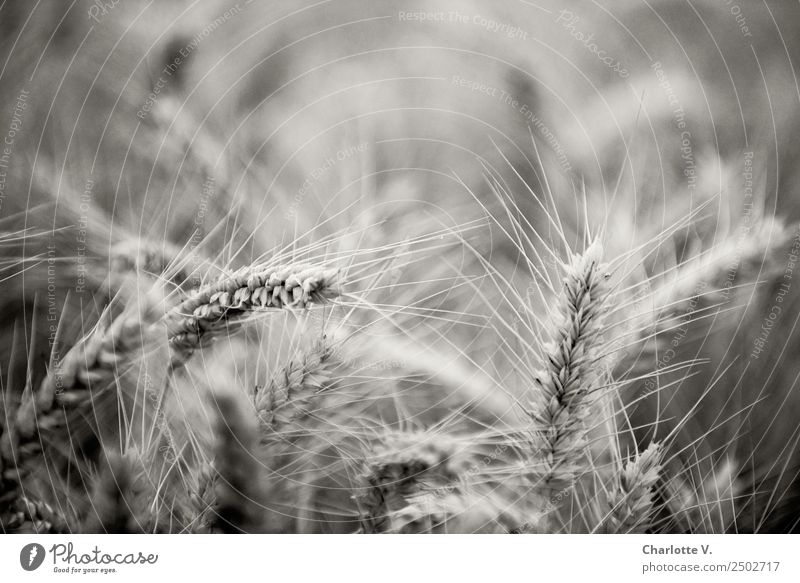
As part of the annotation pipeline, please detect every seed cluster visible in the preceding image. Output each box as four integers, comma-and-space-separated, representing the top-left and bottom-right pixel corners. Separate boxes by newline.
527, 242, 611, 493
167, 265, 339, 357
255, 340, 337, 431
355, 433, 473, 533
604, 443, 664, 533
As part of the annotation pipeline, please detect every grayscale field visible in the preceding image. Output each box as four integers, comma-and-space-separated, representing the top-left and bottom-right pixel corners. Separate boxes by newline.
1, 0, 799, 534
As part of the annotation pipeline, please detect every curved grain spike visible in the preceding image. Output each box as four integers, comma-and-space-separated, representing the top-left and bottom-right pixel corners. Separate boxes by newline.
165, 264, 339, 364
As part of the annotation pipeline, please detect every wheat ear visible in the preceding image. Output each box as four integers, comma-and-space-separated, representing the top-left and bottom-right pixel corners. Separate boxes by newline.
11, 263, 338, 438
165, 264, 338, 364
189, 461, 216, 533
3, 263, 339, 477
1, 496, 69, 534
355, 432, 472, 533
110, 237, 192, 287
81, 451, 140, 534
13, 307, 158, 442
650, 220, 790, 314
0, 293, 164, 494
527, 240, 611, 494
388, 490, 516, 534
603, 442, 663, 533
208, 392, 266, 534
254, 339, 338, 432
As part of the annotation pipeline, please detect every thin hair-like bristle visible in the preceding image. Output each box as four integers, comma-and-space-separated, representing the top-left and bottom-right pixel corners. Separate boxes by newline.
664, 456, 740, 533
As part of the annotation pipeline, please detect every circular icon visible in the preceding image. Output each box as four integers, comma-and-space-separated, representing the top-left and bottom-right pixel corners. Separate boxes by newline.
20, 543, 46, 571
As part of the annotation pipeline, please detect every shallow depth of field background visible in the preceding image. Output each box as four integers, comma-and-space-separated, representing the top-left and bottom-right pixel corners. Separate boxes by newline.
1, 0, 800, 533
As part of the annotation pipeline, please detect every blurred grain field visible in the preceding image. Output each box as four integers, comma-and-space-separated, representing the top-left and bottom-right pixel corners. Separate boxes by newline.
1, 0, 800, 533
